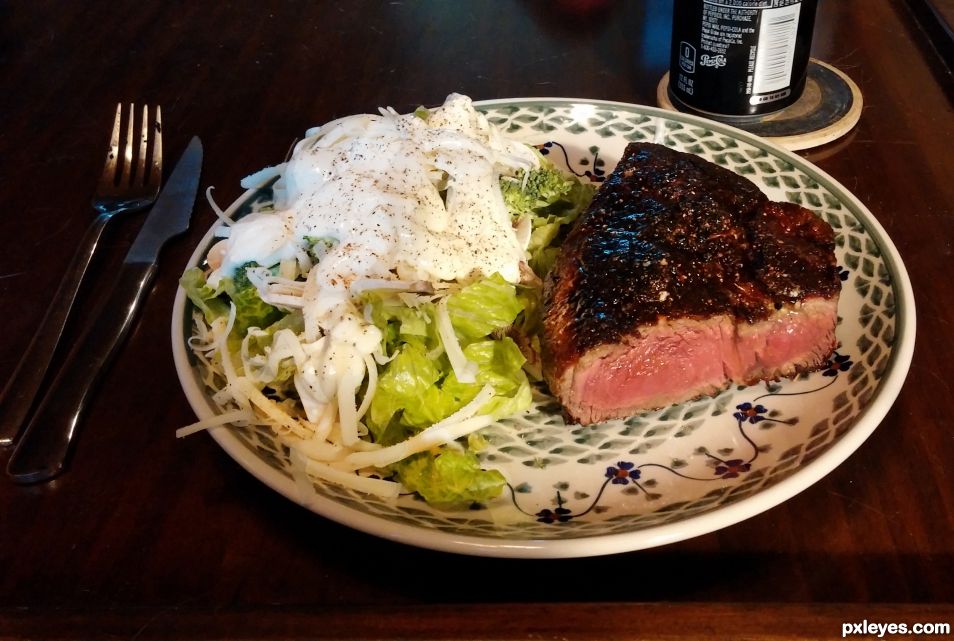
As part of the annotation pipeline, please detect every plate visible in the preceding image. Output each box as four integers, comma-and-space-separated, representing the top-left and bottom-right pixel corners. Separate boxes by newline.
171, 98, 915, 558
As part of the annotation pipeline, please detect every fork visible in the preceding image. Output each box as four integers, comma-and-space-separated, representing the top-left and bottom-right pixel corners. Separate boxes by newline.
0, 104, 162, 446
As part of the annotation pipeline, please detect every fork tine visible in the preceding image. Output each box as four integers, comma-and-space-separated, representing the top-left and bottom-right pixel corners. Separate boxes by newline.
135, 105, 149, 187
148, 105, 163, 189
119, 102, 135, 187
98, 103, 122, 188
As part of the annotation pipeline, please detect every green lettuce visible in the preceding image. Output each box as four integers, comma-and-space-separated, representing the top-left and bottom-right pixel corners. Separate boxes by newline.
362, 273, 525, 355
393, 450, 505, 510
226, 262, 284, 337
366, 336, 530, 440
430, 337, 531, 422
362, 290, 436, 356
245, 310, 305, 387
446, 273, 525, 343
363, 274, 531, 452
180, 261, 288, 354
367, 339, 440, 442
180, 267, 229, 322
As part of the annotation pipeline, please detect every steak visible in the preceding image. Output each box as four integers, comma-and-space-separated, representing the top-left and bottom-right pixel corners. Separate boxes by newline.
542, 142, 841, 425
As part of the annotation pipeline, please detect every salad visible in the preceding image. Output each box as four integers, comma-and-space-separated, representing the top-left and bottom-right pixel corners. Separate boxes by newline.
179, 94, 594, 509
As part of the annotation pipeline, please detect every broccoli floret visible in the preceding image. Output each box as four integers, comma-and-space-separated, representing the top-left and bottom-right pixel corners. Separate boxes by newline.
500, 156, 596, 278
500, 159, 576, 217
231, 261, 256, 291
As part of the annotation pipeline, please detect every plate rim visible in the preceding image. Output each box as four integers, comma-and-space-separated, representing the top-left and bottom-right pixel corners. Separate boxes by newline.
170, 97, 916, 558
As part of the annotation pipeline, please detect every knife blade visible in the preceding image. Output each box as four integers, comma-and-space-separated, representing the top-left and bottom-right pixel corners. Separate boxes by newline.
126, 136, 202, 263
7, 137, 203, 483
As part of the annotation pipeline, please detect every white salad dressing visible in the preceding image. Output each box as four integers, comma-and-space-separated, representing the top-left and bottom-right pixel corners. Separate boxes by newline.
216, 211, 299, 269
204, 94, 539, 443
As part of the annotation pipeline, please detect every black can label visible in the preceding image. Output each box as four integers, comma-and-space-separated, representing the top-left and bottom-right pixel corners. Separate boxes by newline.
670, 0, 816, 117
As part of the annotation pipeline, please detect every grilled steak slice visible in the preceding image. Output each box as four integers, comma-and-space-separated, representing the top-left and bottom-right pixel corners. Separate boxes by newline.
543, 142, 841, 425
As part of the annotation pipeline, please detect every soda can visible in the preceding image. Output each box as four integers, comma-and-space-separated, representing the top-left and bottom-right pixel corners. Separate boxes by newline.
669, 0, 818, 118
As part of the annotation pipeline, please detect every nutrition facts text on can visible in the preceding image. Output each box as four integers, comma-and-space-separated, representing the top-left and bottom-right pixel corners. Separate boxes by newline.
701, 3, 757, 58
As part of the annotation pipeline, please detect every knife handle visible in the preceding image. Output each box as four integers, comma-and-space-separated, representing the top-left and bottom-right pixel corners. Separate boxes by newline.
7, 261, 157, 483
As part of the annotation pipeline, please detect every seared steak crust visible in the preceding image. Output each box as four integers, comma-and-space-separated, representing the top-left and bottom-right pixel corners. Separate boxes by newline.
543, 142, 841, 423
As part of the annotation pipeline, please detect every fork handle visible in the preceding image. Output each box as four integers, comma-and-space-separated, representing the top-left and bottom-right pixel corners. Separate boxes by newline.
7, 260, 157, 483
0, 213, 112, 446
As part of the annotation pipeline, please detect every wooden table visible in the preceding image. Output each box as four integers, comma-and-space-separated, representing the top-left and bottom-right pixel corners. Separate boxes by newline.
1, 1, 952, 638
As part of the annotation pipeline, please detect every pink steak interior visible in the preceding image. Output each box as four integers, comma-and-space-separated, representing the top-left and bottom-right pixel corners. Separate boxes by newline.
568, 298, 837, 424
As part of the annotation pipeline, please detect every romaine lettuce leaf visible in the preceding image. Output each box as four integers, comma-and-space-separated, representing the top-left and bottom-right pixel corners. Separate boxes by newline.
394, 450, 505, 510
246, 310, 305, 387
368, 335, 530, 436
226, 262, 284, 337
364, 282, 531, 454
180, 262, 285, 340
367, 339, 441, 441
361, 290, 436, 355
446, 273, 524, 343
429, 337, 531, 422
180, 267, 229, 322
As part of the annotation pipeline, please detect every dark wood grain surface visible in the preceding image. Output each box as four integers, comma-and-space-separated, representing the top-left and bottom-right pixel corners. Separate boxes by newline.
1, 1, 952, 638
906, 0, 954, 73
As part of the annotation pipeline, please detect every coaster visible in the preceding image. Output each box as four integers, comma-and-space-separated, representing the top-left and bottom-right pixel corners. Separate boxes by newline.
656, 59, 863, 151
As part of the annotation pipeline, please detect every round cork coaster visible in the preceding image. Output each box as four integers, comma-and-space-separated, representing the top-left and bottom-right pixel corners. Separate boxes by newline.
656, 59, 863, 151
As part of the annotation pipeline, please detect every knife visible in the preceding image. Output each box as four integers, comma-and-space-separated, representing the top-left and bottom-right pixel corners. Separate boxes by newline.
7, 137, 203, 484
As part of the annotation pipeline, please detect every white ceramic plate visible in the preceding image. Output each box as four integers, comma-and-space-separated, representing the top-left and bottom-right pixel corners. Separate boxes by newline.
172, 98, 915, 558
